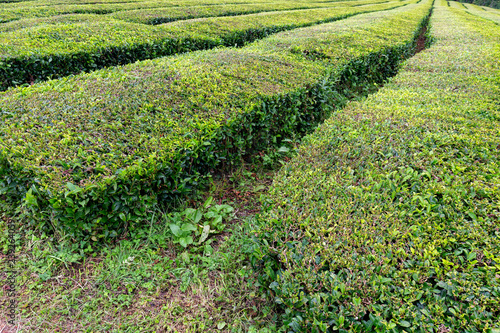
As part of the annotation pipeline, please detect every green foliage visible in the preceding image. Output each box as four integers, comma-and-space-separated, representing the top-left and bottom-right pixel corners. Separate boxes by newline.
252, 1, 500, 331
459, 0, 499, 9
0, 0, 285, 22
0, 0, 414, 89
455, 1, 500, 22
109, 0, 387, 25
7, 213, 276, 331
1, 0, 432, 245
168, 197, 234, 248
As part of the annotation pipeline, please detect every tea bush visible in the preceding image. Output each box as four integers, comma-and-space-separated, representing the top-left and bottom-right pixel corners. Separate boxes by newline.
0, 0, 414, 89
252, 0, 500, 331
0, 0, 433, 245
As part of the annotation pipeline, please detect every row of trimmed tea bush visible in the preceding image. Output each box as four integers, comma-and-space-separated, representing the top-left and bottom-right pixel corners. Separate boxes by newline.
251, 0, 500, 331
108, 0, 387, 25
0, 0, 361, 23
459, 1, 500, 22
0, 0, 171, 22
0, 0, 412, 90
0, 0, 389, 32
459, 0, 499, 8
0, 0, 433, 245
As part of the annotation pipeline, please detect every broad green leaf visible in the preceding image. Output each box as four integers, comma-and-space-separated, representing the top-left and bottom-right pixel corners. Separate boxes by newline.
203, 196, 213, 208
25, 189, 38, 207
65, 182, 83, 196
169, 224, 182, 237
181, 223, 197, 232
179, 236, 193, 248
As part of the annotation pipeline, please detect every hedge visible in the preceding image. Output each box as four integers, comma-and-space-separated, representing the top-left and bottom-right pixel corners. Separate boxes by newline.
458, 1, 500, 21
459, 0, 500, 8
0, 0, 414, 90
251, 0, 500, 331
0, 0, 433, 246
0, 0, 389, 32
0, 0, 352, 23
107, 1, 371, 25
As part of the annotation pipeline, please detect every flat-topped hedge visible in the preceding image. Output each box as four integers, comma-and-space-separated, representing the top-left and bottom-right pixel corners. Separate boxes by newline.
108, 1, 364, 25
0, 0, 413, 90
0, 0, 358, 23
0, 0, 389, 32
460, 1, 500, 22
459, 0, 499, 9
252, 0, 500, 331
0, 0, 433, 244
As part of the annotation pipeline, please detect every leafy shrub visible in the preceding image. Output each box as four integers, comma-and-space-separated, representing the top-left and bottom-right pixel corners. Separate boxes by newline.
252, 1, 500, 331
455, 1, 500, 22
0, 0, 432, 246
109, 1, 371, 25
459, 0, 499, 9
0, 0, 414, 89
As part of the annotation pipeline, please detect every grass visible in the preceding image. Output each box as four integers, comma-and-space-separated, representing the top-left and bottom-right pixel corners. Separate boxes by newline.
1, 156, 286, 332
1, 0, 498, 331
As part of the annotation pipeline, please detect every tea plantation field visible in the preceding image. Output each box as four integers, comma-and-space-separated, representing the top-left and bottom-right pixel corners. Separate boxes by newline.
0, 0, 498, 331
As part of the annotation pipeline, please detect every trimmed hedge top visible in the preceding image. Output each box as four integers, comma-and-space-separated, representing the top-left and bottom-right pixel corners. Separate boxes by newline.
0, 0, 413, 89
0, 0, 390, 32
0, 0, 374, 23
252, 0, 500, 331
0, 0, 281, 22
459, 1, 500, 23
0, 0, 432, 242
107, 1, 374, 25
459, 0, 500, 9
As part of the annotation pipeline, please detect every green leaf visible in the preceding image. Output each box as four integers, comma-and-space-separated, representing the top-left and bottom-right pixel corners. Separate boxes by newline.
181, 223, 197, 232
252, 185, 266, 193
218, 205, 234, 214
204, 244, 213, 256
468, 212, 477, 221
179, 236, 193, 248
193, 210, 203, 224
338, 315, 345, 327
467, 251, 476, 261
203, 196, 213, 208
65, 182, 83, 197
204, 211, 217, 219
185, 208, 203, 223
399, 320, 411, 328
169, 224, 182, 237
212, 215, 223, 228
217, 322, 226, 330
25, 189, 38, 207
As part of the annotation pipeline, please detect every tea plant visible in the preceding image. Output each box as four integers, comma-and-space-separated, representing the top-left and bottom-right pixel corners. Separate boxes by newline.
0, 0, 432, 245
252, 1, 500, 331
